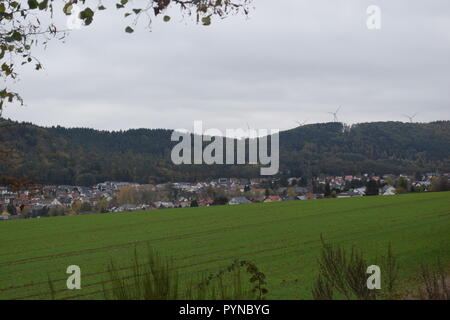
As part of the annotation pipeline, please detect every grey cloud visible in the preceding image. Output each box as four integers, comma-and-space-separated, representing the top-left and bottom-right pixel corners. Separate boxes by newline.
4, 0, 450, 132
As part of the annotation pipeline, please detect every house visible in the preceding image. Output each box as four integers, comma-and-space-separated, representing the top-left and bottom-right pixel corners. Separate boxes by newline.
293, 187, 308, 195
50, 199, 62, 207
348, 190, 364, 197
58, 196, 73, 207
353, 187, 366, 196
380, 185, 396, 196
0, 211, 10, 220
116, 204, 139, 212
413, 181, 431, 188
250, 196, 265, 203
199, 200, 214, 207
178, 201, 191, 208
264, 196, 282, 203
228, 197, 251, 205
336, 192, 351, 198
154, 201, 175, 209
337, 190, 363, 198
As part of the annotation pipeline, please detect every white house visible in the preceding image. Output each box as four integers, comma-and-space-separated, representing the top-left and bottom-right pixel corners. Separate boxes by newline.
228, 197, 251, 205
381, 185, 396, 196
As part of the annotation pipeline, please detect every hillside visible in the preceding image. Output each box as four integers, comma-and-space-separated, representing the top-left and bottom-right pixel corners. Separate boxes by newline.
1, 192, 449, 299
1, 119, 450, 185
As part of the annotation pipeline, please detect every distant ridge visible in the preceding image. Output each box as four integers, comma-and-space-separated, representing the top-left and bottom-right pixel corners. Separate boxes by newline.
1, 119, 449, 185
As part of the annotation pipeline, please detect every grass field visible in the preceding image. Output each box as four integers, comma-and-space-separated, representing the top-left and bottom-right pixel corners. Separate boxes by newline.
1, 192, 449, 300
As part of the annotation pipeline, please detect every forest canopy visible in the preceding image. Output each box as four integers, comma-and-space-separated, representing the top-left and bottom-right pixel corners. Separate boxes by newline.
1, 120, 449, 185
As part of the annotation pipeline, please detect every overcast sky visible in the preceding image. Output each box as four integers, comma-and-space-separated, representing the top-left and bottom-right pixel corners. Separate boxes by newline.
3, 0, 450, 133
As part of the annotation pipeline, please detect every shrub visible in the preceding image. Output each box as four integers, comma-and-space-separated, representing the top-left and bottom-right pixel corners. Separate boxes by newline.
212, 196, 229, 206
417, 260, 449, 300
430, 177, 450, 192
103, 248, 179, 300
101, 247, 266, 300
312, 236, 398, 300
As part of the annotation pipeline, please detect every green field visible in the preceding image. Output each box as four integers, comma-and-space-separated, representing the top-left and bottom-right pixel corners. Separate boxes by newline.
1, 192, 449, 300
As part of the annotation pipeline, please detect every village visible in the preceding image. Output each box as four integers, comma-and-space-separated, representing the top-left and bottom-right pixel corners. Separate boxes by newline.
0, 173, 448, 220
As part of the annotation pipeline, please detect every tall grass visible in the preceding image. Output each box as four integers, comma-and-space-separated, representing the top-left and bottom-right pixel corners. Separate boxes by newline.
185, 267, 255, 300
102, 248, 179, 300
312, 236, 399, 300
45, 239, 447, 300
312, 235, 376, 300
101, 247, 265, 300
311, 236, 448, 300
194, 259, 268, 300
417, 260, 449, 300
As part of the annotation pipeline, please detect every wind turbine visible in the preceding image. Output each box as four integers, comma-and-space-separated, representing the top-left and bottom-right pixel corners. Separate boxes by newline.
294, 119, 308, 127
403, 112, 418, 123
245, 122, 256, 139
328, 106, 341, 122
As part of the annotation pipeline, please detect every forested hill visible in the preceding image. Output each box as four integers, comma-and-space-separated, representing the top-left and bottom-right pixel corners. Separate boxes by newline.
1, 119, 449, 185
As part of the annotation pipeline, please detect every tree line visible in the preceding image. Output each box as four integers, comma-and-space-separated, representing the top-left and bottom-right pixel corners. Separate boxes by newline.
0, 119, 449, 186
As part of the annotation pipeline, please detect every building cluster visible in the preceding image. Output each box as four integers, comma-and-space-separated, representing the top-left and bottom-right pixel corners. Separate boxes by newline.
1, 172, 448, 220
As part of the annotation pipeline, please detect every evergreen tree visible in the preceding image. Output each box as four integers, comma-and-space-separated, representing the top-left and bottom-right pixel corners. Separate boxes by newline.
366, 180, 379, 196
324, 183, 331, 197
6, 202, 17, 215
190, 200, 199, 207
